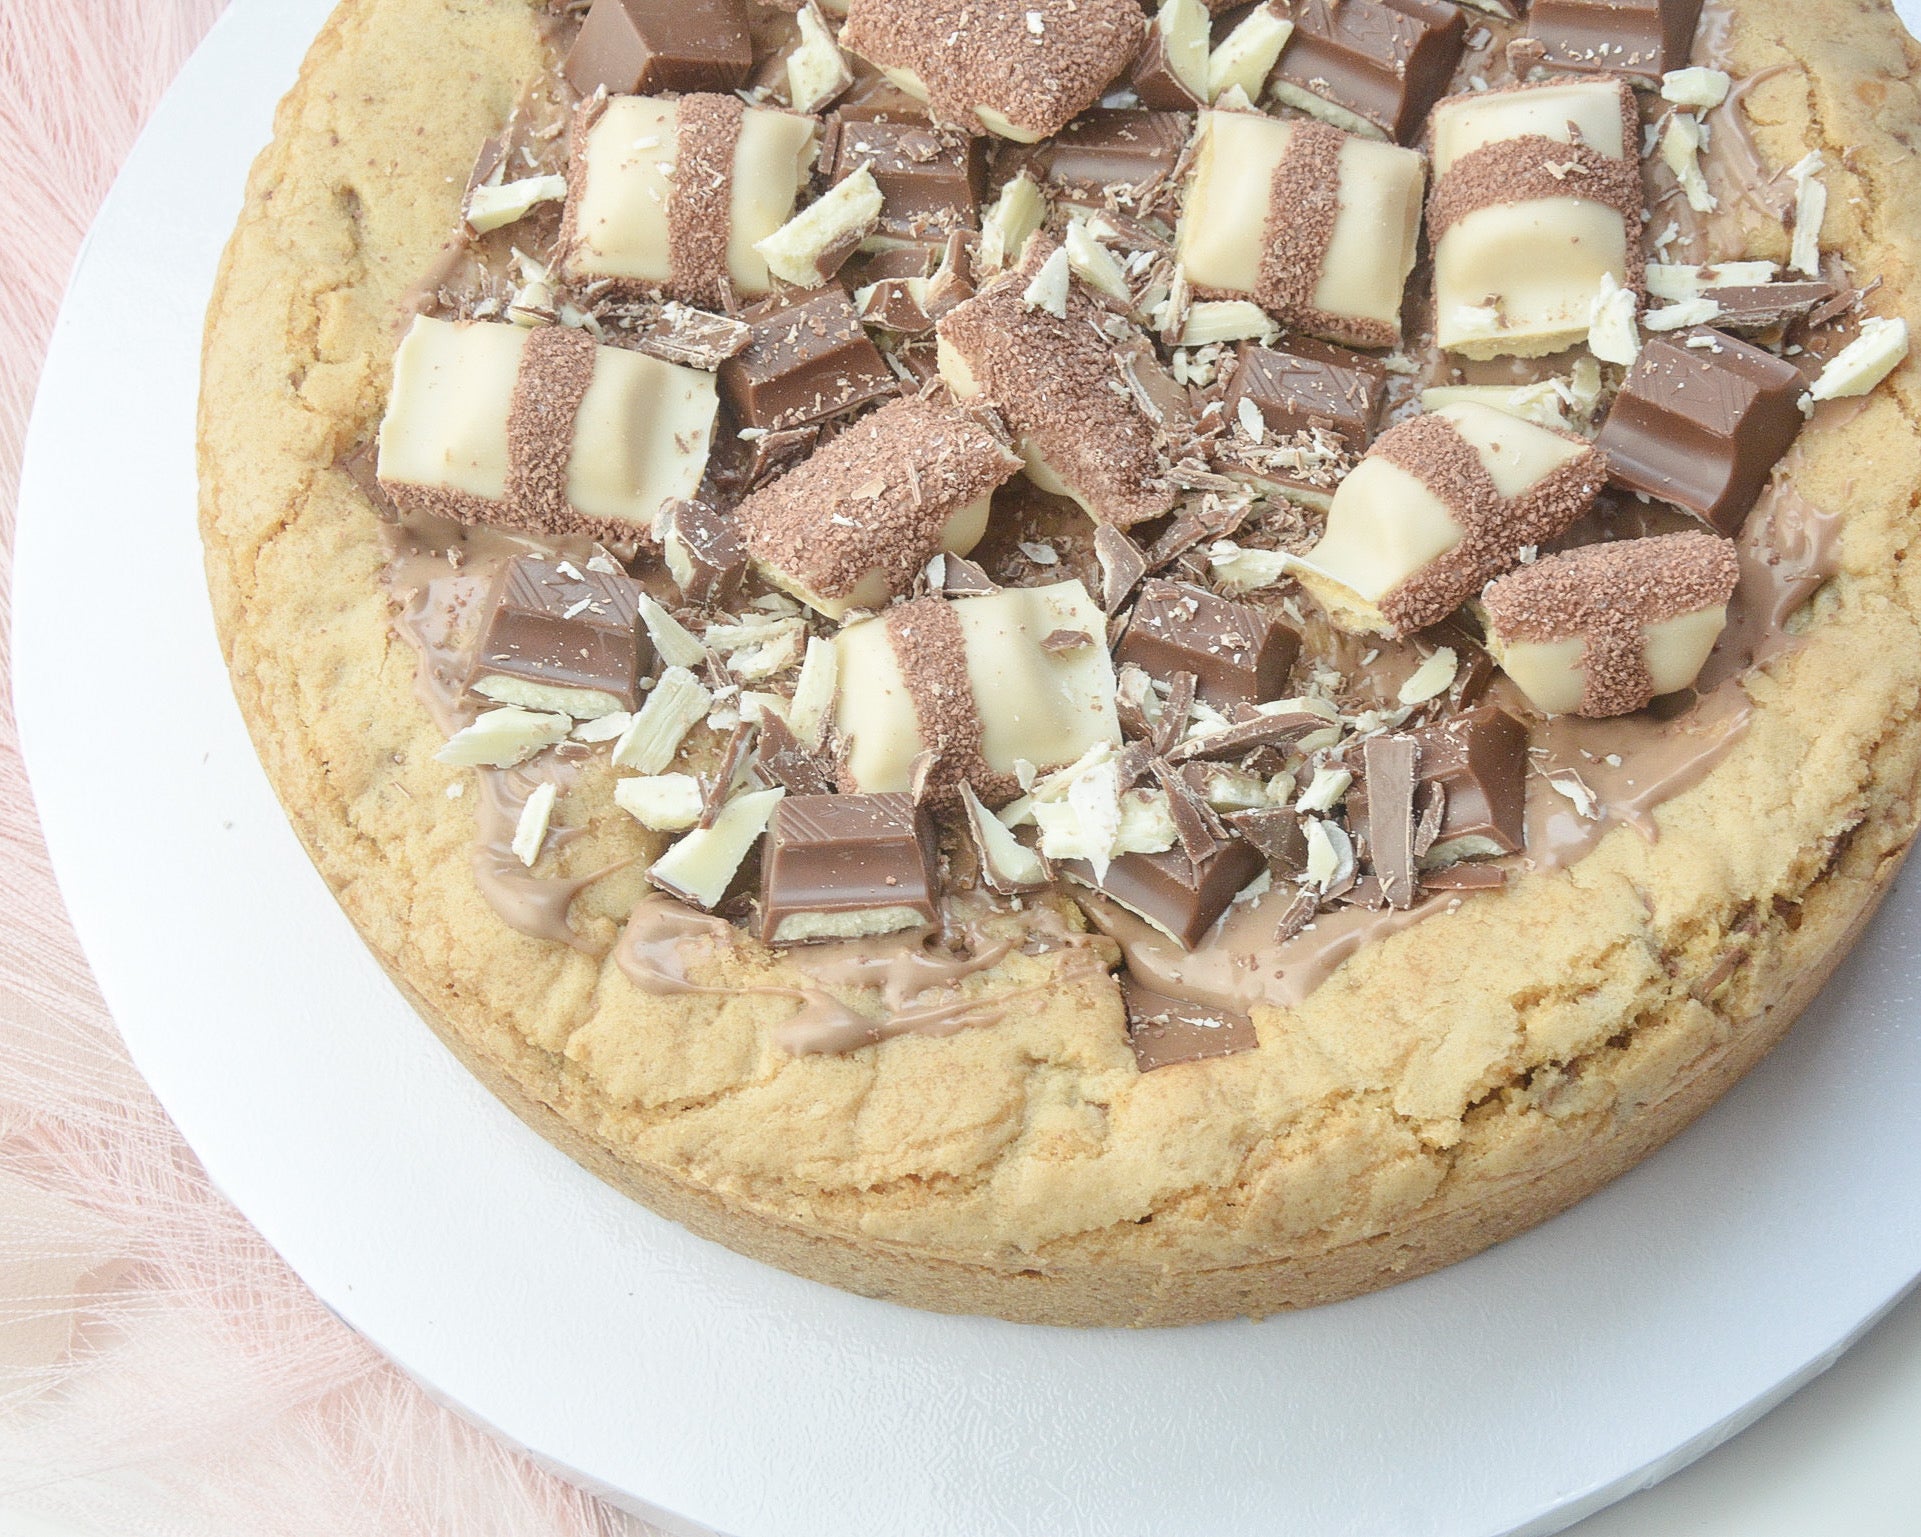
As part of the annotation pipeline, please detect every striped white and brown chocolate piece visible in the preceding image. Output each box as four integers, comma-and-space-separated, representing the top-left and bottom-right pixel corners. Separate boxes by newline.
1428, 78, 1644, 358
1175, 111, 1426, 350
1481, 531, 1740, 718
736, 392, 1022, 619
833, 580, 1120, 802
1298, 401, 1605, 637
936, 238, 1180, 529
559, 93, 816, 306
375, 315, 717, 542
837, 0, 1145, 143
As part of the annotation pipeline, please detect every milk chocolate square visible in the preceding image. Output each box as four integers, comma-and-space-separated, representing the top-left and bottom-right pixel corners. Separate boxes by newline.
759, 793, 942, 944
1035, 108, 1193, 206
828, 114, 988, 239
1115, 579, 1300, 708
1595, 329, 1805, 536
467, 554, 651, 717
564, 0, 754, 98
1124, 981, 1258, 1071
1065, 837, 1265, 948
1527, 0, 1705, 84
718, 290, 897, 432
1270, 0, 1468, 146
1223, 339, 1388, 449
1408, 705, 1528, 861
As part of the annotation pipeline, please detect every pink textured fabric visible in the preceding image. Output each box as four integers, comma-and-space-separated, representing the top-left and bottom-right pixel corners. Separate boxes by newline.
0, 4, 651, 1531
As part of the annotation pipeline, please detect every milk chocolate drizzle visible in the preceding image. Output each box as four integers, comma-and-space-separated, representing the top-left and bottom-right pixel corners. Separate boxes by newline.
370, 1, 1852, 1040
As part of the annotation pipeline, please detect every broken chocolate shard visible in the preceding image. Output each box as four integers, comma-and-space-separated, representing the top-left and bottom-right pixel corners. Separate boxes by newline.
1164, 708, 1330, 764
1405, 705, 1528, 863
1223, 339, 1388, 451
1066, 836, 1265, 949
1095, 525, 1149, 614
632, 305, 754, 371
755, 714, 838, 799
1361, 734, 1419, 910
1270, 0, 1468, 147
467, 554, 651, 717
699, 720, 761, 829
1595, 328, 1805, 537
829, 114, 988, 239
1153, 670, 1200, 759
759, 792, 942, 944
1701, 282, 1838, 334
717, 289, 898, 433
1035, 108, 1193, 207
1226, 807, 1309, 876
1526, 0, 1705, 84
656, 498, 747, 607
1041, 628, 1096, 654
564, 0, 754, 97
938, 555, 999, 596
1115, 579, 1301, 709
1124, 980, 1258, 1072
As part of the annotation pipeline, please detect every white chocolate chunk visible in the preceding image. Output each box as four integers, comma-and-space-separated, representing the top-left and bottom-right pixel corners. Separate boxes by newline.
960, 783, 1049, 891
1660, 114, 1715, 214
1296, 766, 1352, 814
1789, 152, 1827, 277
979, 172, 1046, 273
1808, 316, 1911, 401
511, 781, 558, 867
467, 174, 568, 234
1660, 68, 1731, 110
472, 673, 627, 720
1179, 300, 1277, 346
613, 772, 705, 832
1645, 260, 1777, 301
1207, 544, 1295, 594
1587, 271, 1641, 365
726, 109, 821, 297
1207, 6, 1292, 103
435, 706, 571, 768
378, 318, 525, 500
1643, 296, 1723, 332
1398, 647, 1459, 705
612, 665, 712, 773
754, 167, 883, 287
1022, 245, 1072, 318
647, 788, 784, 909
1064, 221, 1131, 305
1149, 0, 1211, 102
573, 711, 634, 743
786, 636, 838, 747
1431, 81, 1631, 172
1302, 818, 1353, 892
637, 593, 707, 669
787, 2, 854, 114
569, 345, 719, 532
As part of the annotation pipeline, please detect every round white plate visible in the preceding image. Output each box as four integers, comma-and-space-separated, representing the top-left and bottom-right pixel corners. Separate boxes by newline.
14, 4, 1921, 1534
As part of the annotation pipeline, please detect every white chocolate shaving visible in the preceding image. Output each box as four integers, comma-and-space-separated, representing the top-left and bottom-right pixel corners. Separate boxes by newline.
612, 666, 713, 773
1179, 300, 1277, 346
1587, 271, 1640, 365
1660, 114, 1715, 214
1643, 296, 1724, 332
638, 593, 708, 669
647, 788, 783, 909
573, 711, 634, 743
1808, 316, 1910, 401
466, 174, 568, 234
1788, 152, 1827, 277
1021, 245, 1072, 319
1206, 544, 1295, 594
613, 772, 705, 832
959, 783, 1049, 890
1660, 68, 1731, 110
979, 172, 1046, 273
1295, 766, 1352, 815
434, 707, 571, 769
1301, 818, 1352, 891
511, 781, 558, 867
1645, 260, 1777, 300
786, 636, 838, 747
1398, 647, 1459, 705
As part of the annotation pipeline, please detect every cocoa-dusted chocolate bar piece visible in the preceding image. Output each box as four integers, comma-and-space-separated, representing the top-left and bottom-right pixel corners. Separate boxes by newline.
1297, 401, 1605, 637
1114, 579, 1300, 708
376, 316, 717, 543
834, 580, 1121, 802
838, 0, 1146, 143
828, 114, 988, 239
1527, 0, 1706, 85
1176, 110, 1425, 350
1483, 531, 1740, 718
1222, 338, 1388, 450
1034, 108, 1192, 208
737, 392, 1021, 618
656, 498, 746, 607
1428, 79, 1642, 359
560, 94, 817, 306
466, 554, 652, 718
1064, 836, 1265, 948
1268, 0, 1467, 147
1595, 329, 1805, 537
717, 289, 897, 433
1123, 981, 1258, 1072
563, 0, 753, 97
937, 237, 1179, 528
759, 792, 942, 944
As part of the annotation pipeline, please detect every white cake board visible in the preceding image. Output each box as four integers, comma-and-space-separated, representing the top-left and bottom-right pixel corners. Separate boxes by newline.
13, 3, 1921, 1533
